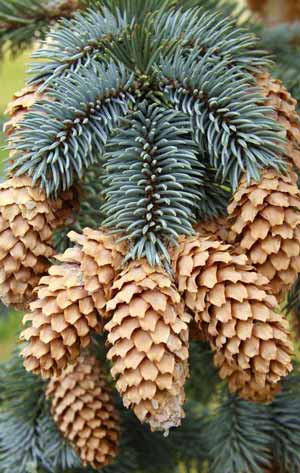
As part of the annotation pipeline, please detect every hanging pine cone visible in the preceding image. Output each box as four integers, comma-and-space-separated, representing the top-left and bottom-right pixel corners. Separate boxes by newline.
0, 176, 78, 309
4, 85, 43, 139
257, 72, 300, 171
69, 229, 127, 315
227, 168, 300, 298
20, 246, 102, 378
171, 233, 293, 402
247, 0, 300, 24
105, 260, 190, 432
195, 218, 229, 242
46, 353, 119, 469
46, 0, 80, 17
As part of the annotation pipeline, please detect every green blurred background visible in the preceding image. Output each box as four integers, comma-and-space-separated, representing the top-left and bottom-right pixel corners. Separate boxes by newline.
0, 50, 31, 360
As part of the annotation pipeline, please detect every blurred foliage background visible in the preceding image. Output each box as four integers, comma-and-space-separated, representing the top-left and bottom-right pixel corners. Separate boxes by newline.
0, 51, 30, 360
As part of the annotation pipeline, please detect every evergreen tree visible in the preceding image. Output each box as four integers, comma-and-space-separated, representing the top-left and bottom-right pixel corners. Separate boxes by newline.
1, 0, 300, 472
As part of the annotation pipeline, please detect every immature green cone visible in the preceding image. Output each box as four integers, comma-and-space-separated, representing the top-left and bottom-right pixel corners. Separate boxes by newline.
171, 233, 293, 402
46, 353, 119, 469
69, 228, 127, 315
105, 260, 190, 432
228, 168, 300, 299
0, 176, 76, 310
20, 246, 101, 378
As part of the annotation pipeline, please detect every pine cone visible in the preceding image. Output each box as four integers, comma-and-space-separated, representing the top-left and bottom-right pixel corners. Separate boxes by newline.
46, 353, 119, 469
69, 228, 127, 315
195, 218, 229, 241
247, 0, 300, 24
257, 72, 300, 171
228, 168, 300, 298
47, 0, 80, 17
0, 176, 75, 309
4, 85, 44, 139
171, 234, 293, 402
105, 260, 190, 432
20, 246, 102, 378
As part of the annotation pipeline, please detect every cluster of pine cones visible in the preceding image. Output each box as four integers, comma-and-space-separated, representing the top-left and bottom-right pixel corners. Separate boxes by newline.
1, 72, 300, 468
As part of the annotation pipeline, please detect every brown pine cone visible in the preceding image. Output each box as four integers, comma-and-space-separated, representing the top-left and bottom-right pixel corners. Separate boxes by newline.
195, 218, 229, 242
171, 233, 293, 402
257, 72, 300, 171
105, 260, 190, 432
46, 353, 119, 469
4, 85, 44, 139
247, 0, 300, 24
47, 0, 81, 18
20, 246, 102, 378
69, 229, 127, 316
227, 168, 300, 299
0, 176, 77, 309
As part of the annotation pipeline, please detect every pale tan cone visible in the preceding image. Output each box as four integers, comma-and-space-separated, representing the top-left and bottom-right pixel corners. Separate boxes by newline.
257, 72, 300, 172
20, 246, 102, 378
195, 218, 229, 242
4, 85, 44, 139
105, 260, 190, 432
171, 233, 293, 402
227, 168, 300, 299
68, 228, 127, 316
46, 353, 119, 469
0, 176, 78, 310
247, 0, 300, 25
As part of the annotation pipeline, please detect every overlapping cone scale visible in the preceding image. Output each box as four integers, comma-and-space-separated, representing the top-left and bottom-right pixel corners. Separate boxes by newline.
171, 233, 293, 402
69, 228, 127, 316
4, 85, 44, 139
228, 168, 300, 299
257, 72, 300, 170
20, 246, 102, 378
46, 354, 119, 469
0, 176, 75, 309
105, 259, 190, 432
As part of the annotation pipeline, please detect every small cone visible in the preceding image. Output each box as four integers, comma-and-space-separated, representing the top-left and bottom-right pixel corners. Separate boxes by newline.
257, 72, 300, 171
105, 260, 190, 432
46, 353, 119, 469
171, 233, 293, 402
0, 176, 78, 309
228, 168, 300, 299
69, 228, 127, 316
47, 0, 80, 17
20, 246, 102, 378
247, 0, 300, 24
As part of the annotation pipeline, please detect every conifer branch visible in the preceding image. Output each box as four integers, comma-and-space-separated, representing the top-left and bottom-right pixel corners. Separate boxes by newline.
160, 52, 286, 188
102, 101, 204, 266
30, 8, 129, 89
0, 0, 81, 57
270, 376, 300, 473
206, 393, 273, 473
153, 7, 271, 74
10, 62, 134, 197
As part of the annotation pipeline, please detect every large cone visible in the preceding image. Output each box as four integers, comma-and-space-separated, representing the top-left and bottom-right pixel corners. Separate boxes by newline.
20, 246, 101, 378
105, 260, 190, 432
257, 72, 300, 171
4, 85, 44, 139
69, 229, 127, 315
171, 233, 293, 402
227, 168, 300, 299
46, 353, 119, 469
0, 176, 77, 309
